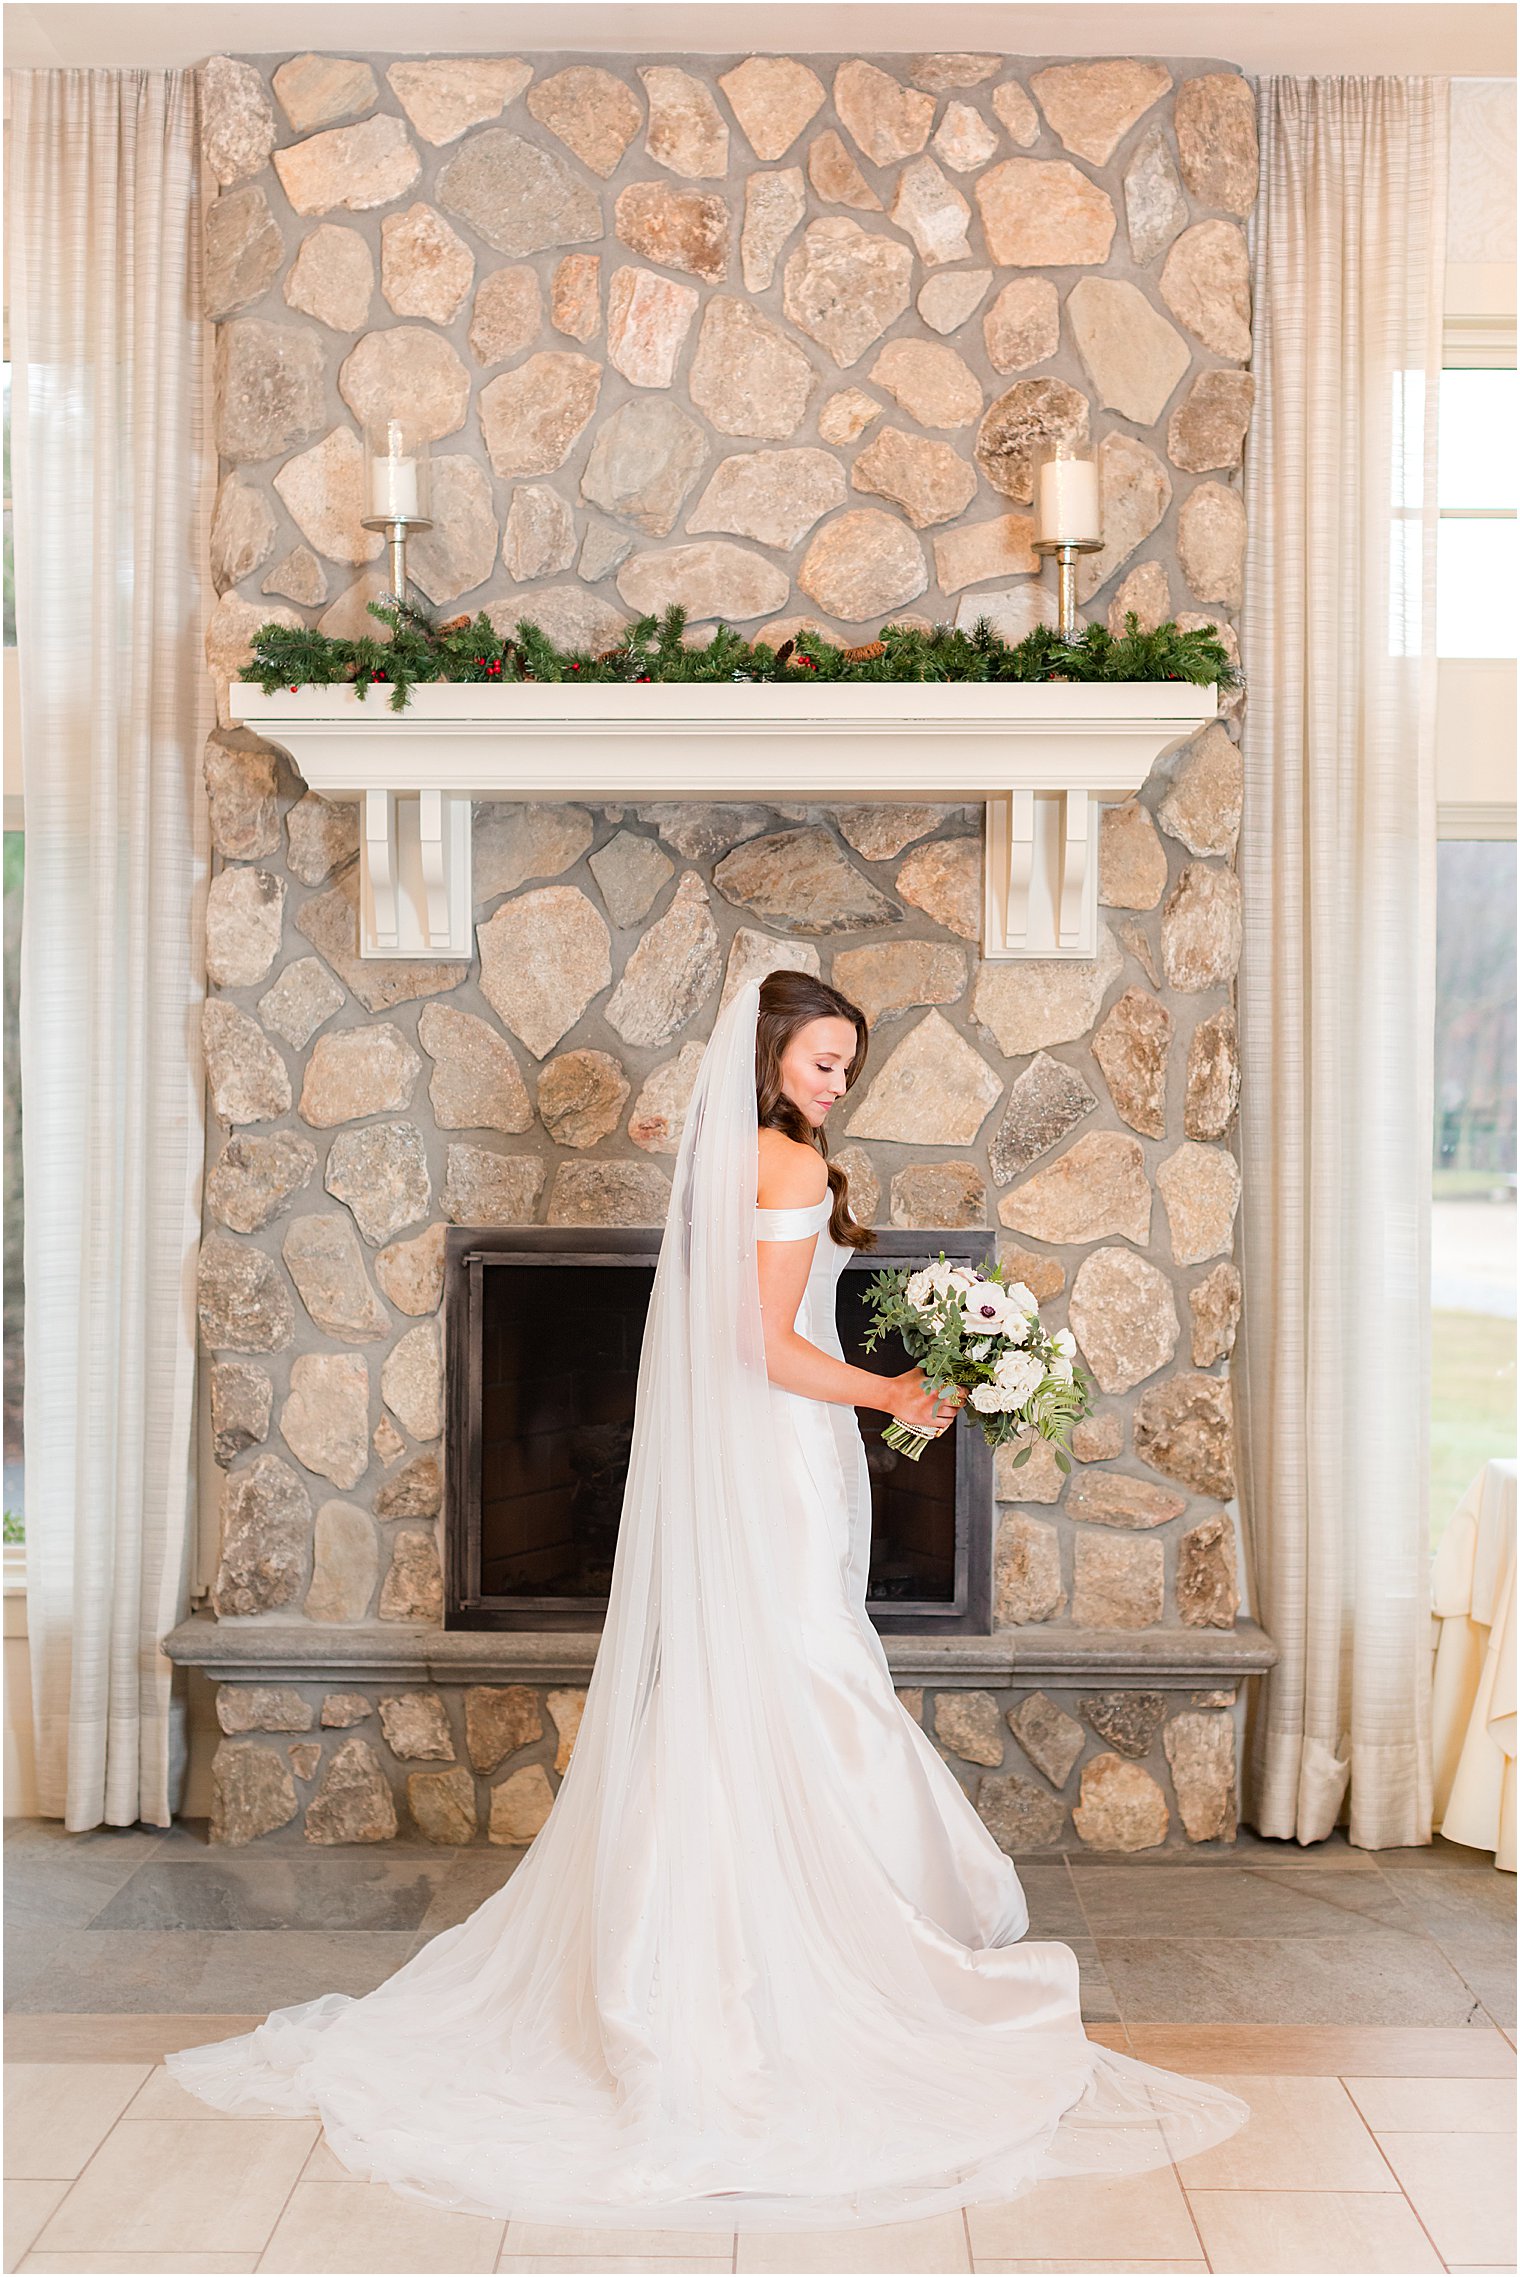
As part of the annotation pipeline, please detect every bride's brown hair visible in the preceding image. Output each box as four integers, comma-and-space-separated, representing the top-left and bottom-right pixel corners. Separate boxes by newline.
754, 970, 876, 1251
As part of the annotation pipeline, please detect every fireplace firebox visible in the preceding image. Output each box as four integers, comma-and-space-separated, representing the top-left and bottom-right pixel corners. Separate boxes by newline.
444, 1228, 994, 1635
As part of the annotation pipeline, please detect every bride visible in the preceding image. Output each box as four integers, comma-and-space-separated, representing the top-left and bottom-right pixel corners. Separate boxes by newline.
168, 969, 1246, 2230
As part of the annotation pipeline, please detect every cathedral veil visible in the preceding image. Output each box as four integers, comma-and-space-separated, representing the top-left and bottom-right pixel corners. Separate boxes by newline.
166, 976, 1247, 2229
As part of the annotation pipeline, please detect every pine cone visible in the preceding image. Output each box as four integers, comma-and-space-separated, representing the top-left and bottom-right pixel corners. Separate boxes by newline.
842, 639, 886, 662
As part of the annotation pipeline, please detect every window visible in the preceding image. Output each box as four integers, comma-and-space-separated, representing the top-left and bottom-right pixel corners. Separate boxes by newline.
3, 827, 20, 1546
1436, 368, 1518, 658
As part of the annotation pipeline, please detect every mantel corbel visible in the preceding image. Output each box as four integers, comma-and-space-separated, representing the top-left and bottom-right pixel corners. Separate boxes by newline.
228, 681, 1217, 961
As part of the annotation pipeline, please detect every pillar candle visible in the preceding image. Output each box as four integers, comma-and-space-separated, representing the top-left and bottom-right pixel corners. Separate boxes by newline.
371, 454, 419, 519
1036, 457, 1101, 545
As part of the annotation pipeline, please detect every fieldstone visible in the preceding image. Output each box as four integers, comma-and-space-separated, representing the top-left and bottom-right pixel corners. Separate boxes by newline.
547, 1160, 672, 1226
203, 735, 279, 861
640, 63, 727, 177
373, 1417, 406, 1465
1067, 1246, 1179, 1395
911, 54, 1000, 92
380, 201, 474, 324
210, 1742, 299, 1846
273, 113, 420, 217
994, 1511, 1066, 1624
315, 570, 392, 642
993, 1434, 1067, 1504
976, 158, 1117, 267
298, 1025, 419, 1130
951, 585, 1060, 643
991, 80, 1041, 145
934, 101, 999, 172
997, 1242, 1066, 1304
580, 400, 708, 539
1165, 1711, 1237, 1841
978, 281, 1060, 384
1009, 1693, 1085, 1788
797, 510, 928, 621
283, 224, 373, 333
720, 56, 825, 160
211, 1361, 273, 1466
807, 130, 881, 212
1178, 482, 1247, 607
285, 791, 359, 888
1159, 724, 1242, 861
1169, 369, 1256, 473
1107, 560, 1172, 638
830, 939, 966, 1026
627, 1042, 704, 1155
1073, 1533, 1164, 1630
1084, 1694, 1167, 1761
1070, 1411, 1123, 1464
215, 322, 325, 464
1160, 221, 1252, 359
1157, 1141, 1241, 1268
755, 615, 846, 651
216, 1686, 313, 1736
607, 265, 699, 389
211, 1452, 310, 1616
1124, 123, 1189, 264
588, 834, 674, 931
834, 60, 934, 164
1067, 276, 1191, 425
386, 59, 534, 146
436, 128, 600, 257
200, 56, 277, 186
1093, 987, 1173, 1137
846, 1012, 1001, 1146
547, 1690, 586, 1774
478, 349, 601, 476
202, 1000, 292, 1127
783, 219, 913, 369
975, 376, 1090, 503
1177, 1515, 1240, 1631
977, 1771, 1067, 1851
851, 428, 977, 531
998, 1131, 1152, 1247
890, 156, 972, 266
324, 1121, 431, 1247
375, 1222, 447, 1316
524, 64, 641, 177
303, 1499, 379, 1624
462, 268, 541, 369
473, 803, 594, 904
305, 1737, 398, 1843
282, 1212, 389, 1341
206, 867, 285, 990
740, 168, 806, 293
832, 806, 945, 864
1066, 1464, 1187, 1531
617, 540, 789, 624
378, 1692, 454, 1762
499, 481, 575, 581
197, 1231, 295, 1361
934, 1690, 1005, 1767
408, 1767, 477, 1844
205, 185, 284, 321
1175, 73, 1259, 214
409, 456, 499, 603
1190, 1259, 1243, 1368
272, 53, 376, 133
489, 1763, 556, 1844
206, 1132, 316, 1237
339, 325, 470, 444
814, 395, 880, 454
1162, 866, 1242, 997
270, 427, 378, 570
1030, 60, 1172, 165
465, 1684, 542, 1772
441, 1144, 545, 1226
1133, 1371, 1235, 1497
919, 269, 993, 336
869, 342, 982, 434
1096, 796, 1174, 910
478, 886, 611, 1059
719, 927, 822, 1008
605, 873, 720, 1048
296, 867, 462, 1015
686, 449, 844, 551
374, 1452, 442, 1519
890, 1161, 986, 1228
321, 1694, 372, 1728
416, 1002, 531, 1134
987, 1052, 1099, 1187
972, 924, 1123, 1055
1076, 432, 1172, 603
834, 1144, 881, 1228
579, 519, 633, 581
640, 813, 775, 871
713, 827, 897, 936
379, 1527, 444, 1621
689, 296, 814, 439
281, 1353, 370, 1491
493, 586, 632, 654
932, 515, 1040, 597
608, 192, 727, 300
1074, 1755, 1169, 1850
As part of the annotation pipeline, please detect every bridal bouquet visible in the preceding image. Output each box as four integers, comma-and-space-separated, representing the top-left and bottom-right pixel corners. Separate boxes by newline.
861, 1255, 1093, 1465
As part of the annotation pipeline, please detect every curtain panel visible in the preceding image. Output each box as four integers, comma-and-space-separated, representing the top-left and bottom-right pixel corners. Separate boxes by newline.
11, 67, 212, 1827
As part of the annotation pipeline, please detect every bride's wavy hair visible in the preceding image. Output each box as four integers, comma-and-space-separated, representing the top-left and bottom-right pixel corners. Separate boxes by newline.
755, 970, 876, 1251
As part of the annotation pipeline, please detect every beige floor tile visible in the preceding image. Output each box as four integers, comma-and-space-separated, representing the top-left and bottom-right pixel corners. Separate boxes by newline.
3, 2066, 150, 2179
19, 2258, 259, 2272
1186, 2188, 1442, 2273
1445, 2268, 1517, 2274
1345, 2073, 1517, 2132
3, 2182, 68, 2275
737, 2211, 969, 2271
1171, 2073, 1393, 2190
971, 2264, 1206, 2273
122, 2065, 243, 2122
1374, 2131, 1518, 2265
1, 2016, 263, 2064
506, 2221, 735, 2257
259, 2179, 503, 2273
1125, 2023, 1517, 2075
31, 2117, 315, 2254
497, 2261, 732, 2273
967, 2165, 1196, 2263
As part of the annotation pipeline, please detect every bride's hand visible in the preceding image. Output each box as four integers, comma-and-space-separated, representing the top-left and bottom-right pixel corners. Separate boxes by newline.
885, 1369, 962, 1433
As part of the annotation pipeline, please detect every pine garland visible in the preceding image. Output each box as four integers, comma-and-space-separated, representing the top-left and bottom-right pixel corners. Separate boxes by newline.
241, 598, 1241, 715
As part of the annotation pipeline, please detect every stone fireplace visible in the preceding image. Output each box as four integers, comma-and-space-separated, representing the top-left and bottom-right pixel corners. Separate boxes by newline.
168, 41, 1276, 1853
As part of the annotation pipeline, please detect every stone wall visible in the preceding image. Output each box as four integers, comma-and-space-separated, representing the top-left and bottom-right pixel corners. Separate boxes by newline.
195, 45, 1257, 1850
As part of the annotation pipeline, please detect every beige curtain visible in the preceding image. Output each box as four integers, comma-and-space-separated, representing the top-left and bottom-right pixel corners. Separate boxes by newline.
1236, 77, 1448, 1848
10, 69, 212, 1827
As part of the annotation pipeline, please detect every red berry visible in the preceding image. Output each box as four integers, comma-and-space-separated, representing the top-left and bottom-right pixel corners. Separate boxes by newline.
289, 685, 298, 693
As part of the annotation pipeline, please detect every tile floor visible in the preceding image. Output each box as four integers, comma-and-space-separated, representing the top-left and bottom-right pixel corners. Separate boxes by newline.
3, 1820, 1514, 2275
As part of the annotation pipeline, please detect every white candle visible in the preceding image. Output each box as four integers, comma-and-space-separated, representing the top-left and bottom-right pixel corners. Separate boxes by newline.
1036, 457, 1101, 545
371, 453, 419, 519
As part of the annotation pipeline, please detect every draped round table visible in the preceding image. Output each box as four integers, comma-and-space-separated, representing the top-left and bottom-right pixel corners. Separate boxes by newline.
1431, 1458, 1516, 1871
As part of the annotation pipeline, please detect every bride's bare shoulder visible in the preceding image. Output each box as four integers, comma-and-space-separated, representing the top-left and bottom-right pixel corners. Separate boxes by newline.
756, 1127, 829, 1209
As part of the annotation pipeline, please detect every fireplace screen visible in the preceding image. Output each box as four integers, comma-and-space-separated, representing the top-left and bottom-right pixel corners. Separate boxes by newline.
444, 1228, 993, 1634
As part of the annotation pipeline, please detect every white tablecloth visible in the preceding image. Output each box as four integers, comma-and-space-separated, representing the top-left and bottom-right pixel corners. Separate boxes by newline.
1431, 1457, 1516, 1870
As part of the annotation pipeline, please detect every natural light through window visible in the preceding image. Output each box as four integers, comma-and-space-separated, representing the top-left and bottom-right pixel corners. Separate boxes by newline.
1436, 367, 1519, 657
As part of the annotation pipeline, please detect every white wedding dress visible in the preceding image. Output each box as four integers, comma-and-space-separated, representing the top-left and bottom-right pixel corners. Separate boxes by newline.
167, 980, 1246, 2230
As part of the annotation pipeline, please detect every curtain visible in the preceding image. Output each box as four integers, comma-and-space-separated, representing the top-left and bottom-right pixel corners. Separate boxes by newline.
10, 68, 212, 1828
1236, 77, 1448, 1847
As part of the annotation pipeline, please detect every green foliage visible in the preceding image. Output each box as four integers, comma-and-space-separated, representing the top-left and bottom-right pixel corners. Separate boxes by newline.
241, 600, 1242, 713
2, 1510, 23, 1545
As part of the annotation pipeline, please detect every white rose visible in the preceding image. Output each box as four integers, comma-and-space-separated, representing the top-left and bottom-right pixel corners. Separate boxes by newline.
993, 1348, 1044, 1407
1050, 1355, 1074, 1383
970, 1382, 1009, 1413
968, 1339, 993, 1362
1052, 1328, 1077, 1359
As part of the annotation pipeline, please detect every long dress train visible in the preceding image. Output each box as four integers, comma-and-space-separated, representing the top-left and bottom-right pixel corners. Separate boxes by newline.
166, 979, 1246, 2230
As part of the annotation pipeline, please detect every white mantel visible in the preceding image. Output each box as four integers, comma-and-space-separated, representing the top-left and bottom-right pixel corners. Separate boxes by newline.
229, 678, 1217, 960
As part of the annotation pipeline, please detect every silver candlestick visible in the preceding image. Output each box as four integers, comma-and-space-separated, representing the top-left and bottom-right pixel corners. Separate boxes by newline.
1031, 534, 1104, 637
360, 513, 434, 610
